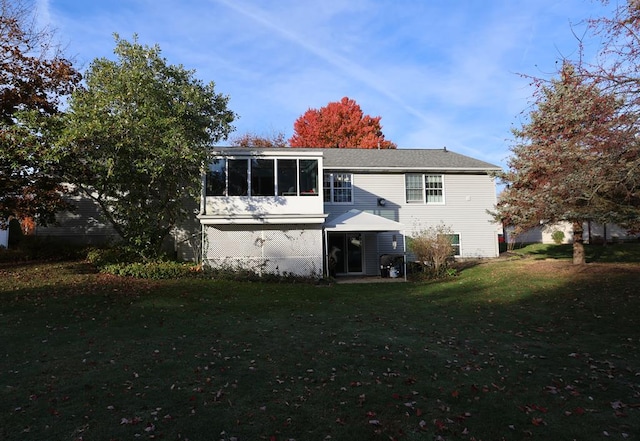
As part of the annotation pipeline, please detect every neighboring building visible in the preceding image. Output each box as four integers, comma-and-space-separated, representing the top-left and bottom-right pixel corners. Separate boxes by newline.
33, 187, 120, 245
199, 148, 502, 278
505, 222, 640, 245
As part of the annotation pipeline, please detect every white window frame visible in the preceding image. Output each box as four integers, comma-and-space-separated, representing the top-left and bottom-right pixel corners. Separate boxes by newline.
405, 174, 445, 205
323, 173, 354, 204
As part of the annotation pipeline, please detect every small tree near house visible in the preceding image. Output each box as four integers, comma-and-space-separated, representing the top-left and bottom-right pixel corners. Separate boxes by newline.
408, 223, 455, 278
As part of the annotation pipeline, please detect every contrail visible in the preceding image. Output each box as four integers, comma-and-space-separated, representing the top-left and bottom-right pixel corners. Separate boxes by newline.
214, 0, 430, 122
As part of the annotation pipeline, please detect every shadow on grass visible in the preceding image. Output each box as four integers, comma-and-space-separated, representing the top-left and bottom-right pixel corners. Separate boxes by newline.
512, 242, 640, 263
1, 259, 639, 441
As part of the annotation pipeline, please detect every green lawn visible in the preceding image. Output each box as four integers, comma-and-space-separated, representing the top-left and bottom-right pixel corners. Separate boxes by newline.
1, 245, 639, 440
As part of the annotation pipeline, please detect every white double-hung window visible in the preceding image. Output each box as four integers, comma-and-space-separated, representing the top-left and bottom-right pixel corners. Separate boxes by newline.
323, 173, 353, 204
405, 174, 444, 204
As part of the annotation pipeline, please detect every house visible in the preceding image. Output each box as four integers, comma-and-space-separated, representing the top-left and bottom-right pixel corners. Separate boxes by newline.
199, 147, 502, 278
29, 147, 501, 277
505, 221, 640, 245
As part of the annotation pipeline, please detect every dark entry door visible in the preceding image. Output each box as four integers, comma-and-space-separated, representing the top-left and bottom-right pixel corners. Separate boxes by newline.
328, 232, 363, 274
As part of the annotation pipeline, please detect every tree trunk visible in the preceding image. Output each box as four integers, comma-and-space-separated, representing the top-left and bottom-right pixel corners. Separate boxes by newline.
572, 221, 586, 265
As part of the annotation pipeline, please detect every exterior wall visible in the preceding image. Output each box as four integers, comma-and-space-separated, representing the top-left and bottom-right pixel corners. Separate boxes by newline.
33, 189, 198, 259
203, 195, 324, 220
200, 150, 327, 276
324, 172, 500, 261
34, 191, 120, 245
203, 224, 323, 277
173, 205, 201, 262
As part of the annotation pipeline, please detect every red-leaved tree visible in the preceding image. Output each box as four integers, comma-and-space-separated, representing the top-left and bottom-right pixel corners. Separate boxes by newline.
289, 97, 396, 149
0, 0, 81, 227
231, 131, 287, 148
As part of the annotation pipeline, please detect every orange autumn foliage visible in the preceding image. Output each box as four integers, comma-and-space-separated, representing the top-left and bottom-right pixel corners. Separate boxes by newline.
289, 97, 396, 149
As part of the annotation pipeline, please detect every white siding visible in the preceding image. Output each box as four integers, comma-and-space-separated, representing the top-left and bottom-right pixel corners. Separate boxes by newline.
204, 194, 324, 219
324, 172, 499, 259
34, 191, 119, 245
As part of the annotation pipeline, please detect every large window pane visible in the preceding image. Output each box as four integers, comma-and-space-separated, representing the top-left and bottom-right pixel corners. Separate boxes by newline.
425, 175, 443, 203
278, 159, 297, 196
206, 159, 226, 196
446, 234, 461, 256
405, 174, 423, 203
299, 159, 318, 196
333, 173, 352, 203
228, 159, 248, 196
251, 159, 275, 196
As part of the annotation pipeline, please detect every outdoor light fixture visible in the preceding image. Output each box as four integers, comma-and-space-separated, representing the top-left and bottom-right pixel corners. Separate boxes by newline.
392, 234, 397, 250
377, 198, 386, 206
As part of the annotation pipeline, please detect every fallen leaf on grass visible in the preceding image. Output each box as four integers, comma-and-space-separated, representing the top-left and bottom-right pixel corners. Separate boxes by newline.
434, 419, 447, 431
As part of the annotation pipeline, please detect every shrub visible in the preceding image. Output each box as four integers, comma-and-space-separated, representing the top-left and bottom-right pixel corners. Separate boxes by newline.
102, 261, 198, 279
408, 223, 455, 279
551, 230, 565, 244
86, 246, 143, 268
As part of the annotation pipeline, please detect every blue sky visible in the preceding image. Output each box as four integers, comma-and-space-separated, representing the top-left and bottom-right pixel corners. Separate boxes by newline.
37, 0, 612, 169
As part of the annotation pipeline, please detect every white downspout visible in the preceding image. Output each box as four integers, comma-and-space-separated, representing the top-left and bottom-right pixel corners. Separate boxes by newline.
402, 230, 407, 281
324, 229, 329, 277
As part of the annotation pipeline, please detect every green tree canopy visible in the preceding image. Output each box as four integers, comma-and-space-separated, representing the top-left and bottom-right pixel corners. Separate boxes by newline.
58, 35, 236, 257
495, 63, 639, 264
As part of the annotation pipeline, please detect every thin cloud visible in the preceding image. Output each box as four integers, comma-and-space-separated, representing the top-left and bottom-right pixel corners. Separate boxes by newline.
213, 0, 431, 123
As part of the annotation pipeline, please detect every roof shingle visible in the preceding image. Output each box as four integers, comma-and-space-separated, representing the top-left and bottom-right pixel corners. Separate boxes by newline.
212, 147, 501, 172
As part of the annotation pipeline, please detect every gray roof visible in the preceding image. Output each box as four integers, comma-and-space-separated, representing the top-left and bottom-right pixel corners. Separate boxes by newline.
310, 148, 501, 171
212, 147, 501, 172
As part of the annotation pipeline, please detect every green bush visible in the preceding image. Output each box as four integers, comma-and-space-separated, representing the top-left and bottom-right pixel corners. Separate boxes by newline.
102, 260, 199, 279
551, 230, 565, 244
86, 246, 143, 268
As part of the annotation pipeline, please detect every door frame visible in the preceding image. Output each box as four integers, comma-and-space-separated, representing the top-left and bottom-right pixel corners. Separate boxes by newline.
326, 232, 364, 275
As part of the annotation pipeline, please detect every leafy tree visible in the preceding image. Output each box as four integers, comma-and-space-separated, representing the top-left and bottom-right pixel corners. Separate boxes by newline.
231, 131, 287, 148
289, 97, 396, 149
58, 35, 236, 258
495, 63, 638, 264
0, 0, 80, 226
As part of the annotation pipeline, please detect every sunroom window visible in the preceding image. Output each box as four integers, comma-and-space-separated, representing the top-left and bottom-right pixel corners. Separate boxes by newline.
206, 157, 319, 197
